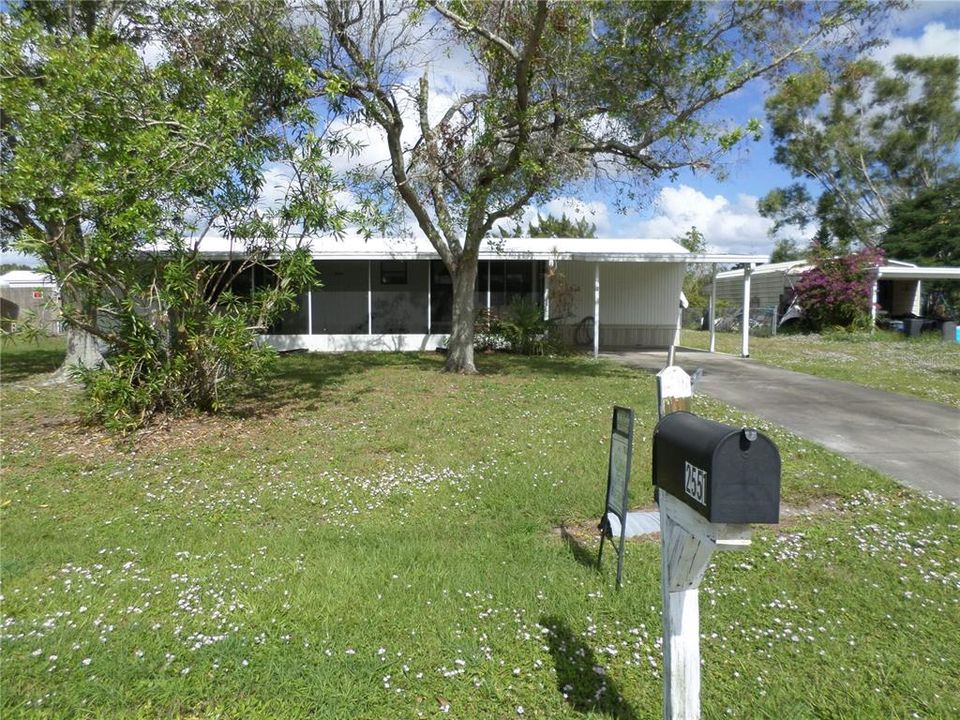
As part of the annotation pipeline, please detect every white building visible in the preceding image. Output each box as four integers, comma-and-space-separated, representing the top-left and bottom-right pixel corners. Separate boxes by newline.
0, 270, 60, 334
196, 235, 767, 356
713, 258, 960, 326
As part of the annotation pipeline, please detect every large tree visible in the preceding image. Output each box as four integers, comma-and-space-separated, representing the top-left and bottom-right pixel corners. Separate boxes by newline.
883, 176, 960, 267
760, 53, 960, 251
312, 0, 895, 372
1, 1, 358, 428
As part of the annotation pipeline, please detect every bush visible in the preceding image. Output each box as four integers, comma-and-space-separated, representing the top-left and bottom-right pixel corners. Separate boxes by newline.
473, 298, 563, 356
69, 250, 315, 433
793, 247, 884, 332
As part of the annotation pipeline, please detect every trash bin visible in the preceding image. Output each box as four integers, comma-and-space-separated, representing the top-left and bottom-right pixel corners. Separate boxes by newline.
943, 321, 958, 343
904, 318, 924, 337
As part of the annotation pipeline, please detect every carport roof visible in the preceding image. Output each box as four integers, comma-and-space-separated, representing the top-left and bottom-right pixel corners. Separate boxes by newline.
716, 259, 960, 281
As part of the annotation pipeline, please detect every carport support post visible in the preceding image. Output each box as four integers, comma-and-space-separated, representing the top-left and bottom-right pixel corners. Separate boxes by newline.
708, 264, 717, 353
741, 264, 753, 357
593, 262, 600, 358
870, 274, 879, 332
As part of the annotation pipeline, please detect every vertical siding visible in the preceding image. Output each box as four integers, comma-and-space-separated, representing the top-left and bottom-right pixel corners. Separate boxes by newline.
890, 279, 921, 316
715, 271, 786, 309
555, 261, 685, 325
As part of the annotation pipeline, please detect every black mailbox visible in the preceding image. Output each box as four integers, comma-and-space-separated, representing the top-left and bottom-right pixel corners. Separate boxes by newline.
653, 412, 780, 524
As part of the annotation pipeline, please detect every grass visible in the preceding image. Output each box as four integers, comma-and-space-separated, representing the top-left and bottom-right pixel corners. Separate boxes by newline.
2, 341, 958, 719
680, 328, 960, 408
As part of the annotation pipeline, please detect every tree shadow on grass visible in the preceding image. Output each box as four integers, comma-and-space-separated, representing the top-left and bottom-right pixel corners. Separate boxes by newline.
230, 350, 446, 418
476, 352, 639, 379
558, 524, 601, 571
540, 615, 639, 720
0, 340, 66, 383
231, 350, 639, 418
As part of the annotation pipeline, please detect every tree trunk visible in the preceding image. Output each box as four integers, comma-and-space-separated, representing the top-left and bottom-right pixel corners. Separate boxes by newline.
444, 260, 479, 374
48, 285, 105, 383
48, 324, 104, 383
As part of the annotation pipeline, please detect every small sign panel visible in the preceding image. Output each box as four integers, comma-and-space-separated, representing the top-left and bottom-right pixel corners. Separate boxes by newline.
684, 461, 706, 505
604, 406, 635, 520
611, 434, 630, 492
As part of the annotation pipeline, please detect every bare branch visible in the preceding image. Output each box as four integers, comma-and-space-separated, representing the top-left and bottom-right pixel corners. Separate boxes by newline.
427, 1, 520, 61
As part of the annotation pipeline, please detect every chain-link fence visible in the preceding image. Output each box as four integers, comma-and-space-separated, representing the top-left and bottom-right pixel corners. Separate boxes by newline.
683, 306, 783, 337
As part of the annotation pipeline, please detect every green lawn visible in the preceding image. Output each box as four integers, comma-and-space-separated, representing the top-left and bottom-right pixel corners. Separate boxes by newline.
681, 328, 960, 408
2, 342, 958, 719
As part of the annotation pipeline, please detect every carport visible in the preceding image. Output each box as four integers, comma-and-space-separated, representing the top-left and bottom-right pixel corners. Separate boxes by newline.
869, 265, 960, 325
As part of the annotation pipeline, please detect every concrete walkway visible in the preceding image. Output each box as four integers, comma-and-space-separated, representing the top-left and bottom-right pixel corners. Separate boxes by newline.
605, 348, 960, 504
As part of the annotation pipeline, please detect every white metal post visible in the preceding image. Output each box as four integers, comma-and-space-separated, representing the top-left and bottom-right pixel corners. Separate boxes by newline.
708, 265, 717, 353
544, 260, 552, 321
741, 265, 753, 357
307, 289, 313, 335
367, 260, 373, 335
486, 261, 492, 312
870, 275, 879, 332
593, 263, 600, 358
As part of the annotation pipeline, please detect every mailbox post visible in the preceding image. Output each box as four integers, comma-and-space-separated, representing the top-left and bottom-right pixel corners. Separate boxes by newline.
653, 411, 781, 720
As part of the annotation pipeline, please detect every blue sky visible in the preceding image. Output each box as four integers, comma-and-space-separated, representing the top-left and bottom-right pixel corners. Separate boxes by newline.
559, 2, 960, 255
3, 2, 958, 267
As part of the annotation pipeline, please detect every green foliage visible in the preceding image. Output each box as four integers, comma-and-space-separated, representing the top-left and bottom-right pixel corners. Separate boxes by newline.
494, 296, 553, 356
883, 176, 960, 266
675, 226, 709, 308
793, 247, 885, 332
0, 4, 350, 429
761, 54, 960, 248
770, 237, 806, 264
474, 297, 560, 356
500, 212, 598, 239
0, 263, 34, 273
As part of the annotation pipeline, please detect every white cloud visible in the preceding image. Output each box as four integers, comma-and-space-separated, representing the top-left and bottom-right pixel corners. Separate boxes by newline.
873, 22, 960, 65
0, 250, 41, 267
630, 185, 777, 255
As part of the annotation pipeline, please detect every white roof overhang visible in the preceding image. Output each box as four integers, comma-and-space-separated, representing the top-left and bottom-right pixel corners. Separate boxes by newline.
176, 235, 768, 265
876, 266, 960, 281
716, 260, 960, 282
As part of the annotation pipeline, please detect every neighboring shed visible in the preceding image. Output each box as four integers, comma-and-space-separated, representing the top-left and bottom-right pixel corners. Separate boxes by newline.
0, 270, 60, 334
192, 235, 767, 356
712, 258, 960, 324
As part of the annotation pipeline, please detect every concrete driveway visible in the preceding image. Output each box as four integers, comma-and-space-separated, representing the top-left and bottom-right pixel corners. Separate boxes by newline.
606, 348, 960, 504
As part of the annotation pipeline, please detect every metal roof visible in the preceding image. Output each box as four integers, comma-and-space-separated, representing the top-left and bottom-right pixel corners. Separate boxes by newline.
715, 258, 960, 282
182, 235, 768, 264
0, 270, 56, 288
877, 266, 960, 281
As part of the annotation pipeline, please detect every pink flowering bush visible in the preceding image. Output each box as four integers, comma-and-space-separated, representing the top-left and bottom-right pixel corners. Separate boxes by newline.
793, 247, 884, 331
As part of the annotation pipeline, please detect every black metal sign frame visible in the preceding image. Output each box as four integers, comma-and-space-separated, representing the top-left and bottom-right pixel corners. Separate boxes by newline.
597, 405, 635, 589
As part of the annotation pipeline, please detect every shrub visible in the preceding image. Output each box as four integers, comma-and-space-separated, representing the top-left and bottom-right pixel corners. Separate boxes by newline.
472, 298, 562, 356
793, 247, 884, 332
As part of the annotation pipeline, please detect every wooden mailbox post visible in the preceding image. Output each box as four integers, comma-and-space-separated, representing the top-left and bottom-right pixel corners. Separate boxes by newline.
653, 367, 781, 720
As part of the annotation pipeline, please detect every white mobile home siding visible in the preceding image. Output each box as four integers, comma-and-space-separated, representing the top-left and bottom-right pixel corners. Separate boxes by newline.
714, 270, 791, 310
555, 261, 684, 347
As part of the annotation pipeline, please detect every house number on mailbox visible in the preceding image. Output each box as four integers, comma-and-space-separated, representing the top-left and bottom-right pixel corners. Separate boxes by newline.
684, 462, 706, 505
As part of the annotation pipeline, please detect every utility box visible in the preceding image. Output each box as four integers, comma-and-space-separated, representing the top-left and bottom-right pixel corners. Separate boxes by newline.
653, 412, 780, 524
